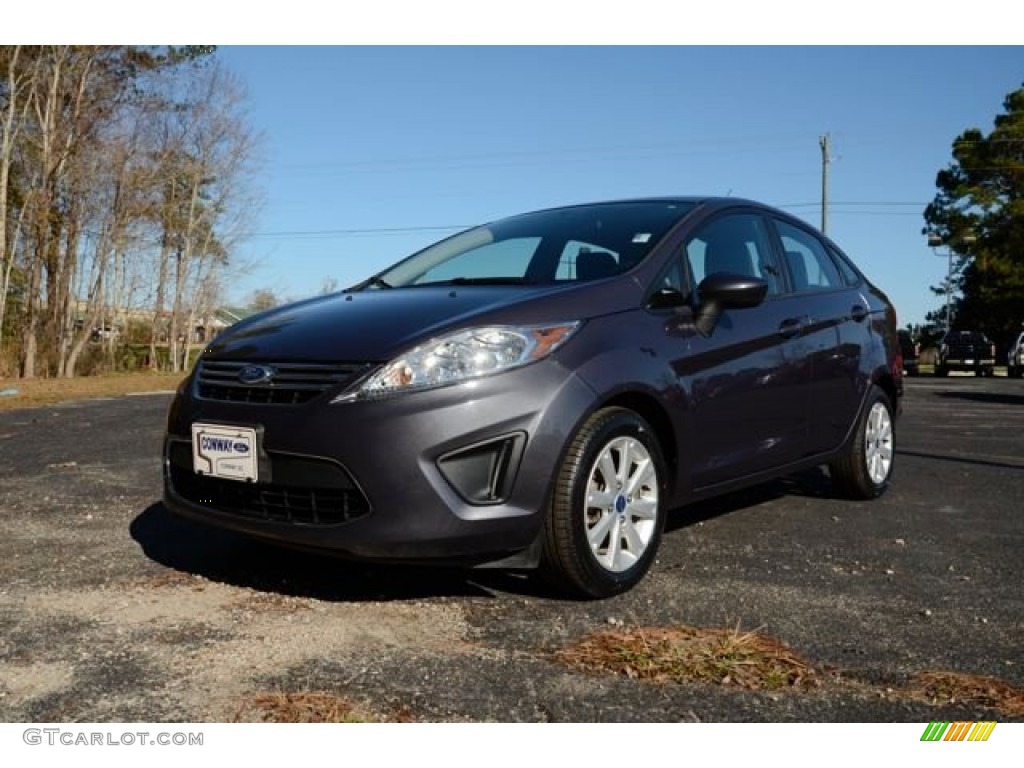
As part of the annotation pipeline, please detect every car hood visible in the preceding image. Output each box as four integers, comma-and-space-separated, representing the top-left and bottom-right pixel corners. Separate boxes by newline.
204, 281, 641, 362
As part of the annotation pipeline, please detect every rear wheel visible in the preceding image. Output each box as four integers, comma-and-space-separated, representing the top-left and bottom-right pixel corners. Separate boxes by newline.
541, 407, 667, 599
829, 385, 894, 500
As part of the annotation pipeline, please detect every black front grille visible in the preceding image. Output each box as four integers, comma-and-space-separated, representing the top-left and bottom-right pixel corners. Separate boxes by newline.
169, 465, 371, 526
197, 360, 370, 405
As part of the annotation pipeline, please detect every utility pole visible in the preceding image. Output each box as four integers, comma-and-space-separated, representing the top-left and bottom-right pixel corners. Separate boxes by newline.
819, 133, 830, 235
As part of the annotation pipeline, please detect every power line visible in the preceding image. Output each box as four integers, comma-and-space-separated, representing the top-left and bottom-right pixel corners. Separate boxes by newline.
239, 201, 935, 241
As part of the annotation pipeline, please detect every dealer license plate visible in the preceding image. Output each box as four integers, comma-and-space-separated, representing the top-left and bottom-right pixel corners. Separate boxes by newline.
192, 423, 258, 482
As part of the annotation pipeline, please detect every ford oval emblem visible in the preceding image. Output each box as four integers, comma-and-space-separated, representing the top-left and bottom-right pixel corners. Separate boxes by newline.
238, 364, 275, 385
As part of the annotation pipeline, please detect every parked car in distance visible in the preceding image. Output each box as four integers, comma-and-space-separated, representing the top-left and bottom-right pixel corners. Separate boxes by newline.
90, 326, 120, 342
164, 197, 903, 598
936, 330, 996, 377
1008, 330, 1024, 379
897, 330, 920, 377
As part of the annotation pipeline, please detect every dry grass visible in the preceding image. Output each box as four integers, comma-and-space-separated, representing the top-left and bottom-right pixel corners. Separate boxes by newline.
907, 671, 1024, 716
0, 372, 183, 411
558, 623, 1024, 717
558, 624, 818, 691
233, 691, 415, 723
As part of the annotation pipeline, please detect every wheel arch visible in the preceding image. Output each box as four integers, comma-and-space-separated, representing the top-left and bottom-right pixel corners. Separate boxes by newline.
872, 368, 901, 420
596, 389, 680, 500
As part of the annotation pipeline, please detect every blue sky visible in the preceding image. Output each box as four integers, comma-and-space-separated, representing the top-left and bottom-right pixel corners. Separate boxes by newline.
209, 46, 1021, 325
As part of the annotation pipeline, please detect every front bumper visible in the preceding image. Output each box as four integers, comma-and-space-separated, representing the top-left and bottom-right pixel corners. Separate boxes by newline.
163, 359, 596, 563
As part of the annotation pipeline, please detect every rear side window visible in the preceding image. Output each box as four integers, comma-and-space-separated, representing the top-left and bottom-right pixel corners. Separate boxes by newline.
774, 220, 843, 291
684, 213, 782, 296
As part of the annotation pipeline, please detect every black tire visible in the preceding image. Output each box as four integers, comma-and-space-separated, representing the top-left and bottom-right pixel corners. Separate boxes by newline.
1011, 366, 1023, 379
829, 385, 895, 500
541, 407, 667, 599
935, 365, 948, 377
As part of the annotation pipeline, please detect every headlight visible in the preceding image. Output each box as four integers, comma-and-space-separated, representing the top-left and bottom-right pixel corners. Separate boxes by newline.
335, 322, 580, 401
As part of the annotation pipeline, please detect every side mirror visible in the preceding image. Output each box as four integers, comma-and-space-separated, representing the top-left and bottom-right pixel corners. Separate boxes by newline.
694, 273, 768, 336
647, 287, 687, 311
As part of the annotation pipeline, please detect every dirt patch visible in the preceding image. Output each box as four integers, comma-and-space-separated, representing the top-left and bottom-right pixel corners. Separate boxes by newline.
0, 579, 471, 721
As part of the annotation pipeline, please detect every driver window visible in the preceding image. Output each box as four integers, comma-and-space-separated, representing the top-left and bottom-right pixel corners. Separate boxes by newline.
684, 214, 781, 296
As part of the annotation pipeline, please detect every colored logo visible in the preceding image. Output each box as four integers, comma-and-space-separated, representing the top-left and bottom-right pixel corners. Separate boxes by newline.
232, 441, 250, 454
920, 721, 996, 742
238, 365, 275, 385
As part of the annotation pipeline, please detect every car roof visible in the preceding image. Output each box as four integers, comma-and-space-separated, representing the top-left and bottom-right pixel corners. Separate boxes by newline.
499, 196, 789, 222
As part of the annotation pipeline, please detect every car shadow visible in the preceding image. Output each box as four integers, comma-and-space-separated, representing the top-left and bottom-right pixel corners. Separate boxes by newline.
664, 466, 835, 533
132, 469, 835, 602
129, 502, 553, 602
933, 390, 1024, 406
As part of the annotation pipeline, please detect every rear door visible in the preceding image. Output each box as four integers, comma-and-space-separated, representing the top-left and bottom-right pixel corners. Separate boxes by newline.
769, 218, 868, 454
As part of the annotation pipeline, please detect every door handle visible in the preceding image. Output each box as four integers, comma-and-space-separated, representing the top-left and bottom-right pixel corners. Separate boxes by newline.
778, 317, 805, 339
850, 304, 868, 322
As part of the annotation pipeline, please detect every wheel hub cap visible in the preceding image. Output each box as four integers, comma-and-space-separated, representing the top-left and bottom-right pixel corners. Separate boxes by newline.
864, 402, 893, 485
584, 436, 660, 573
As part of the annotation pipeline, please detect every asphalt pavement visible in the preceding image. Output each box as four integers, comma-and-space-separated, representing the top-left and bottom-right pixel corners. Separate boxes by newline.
0, 377, 1021, 722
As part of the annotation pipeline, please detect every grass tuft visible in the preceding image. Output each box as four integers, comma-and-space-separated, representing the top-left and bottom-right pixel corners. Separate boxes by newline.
909, 671, 1024, 716
234, 691, 415, 723
558, 624, 818, 691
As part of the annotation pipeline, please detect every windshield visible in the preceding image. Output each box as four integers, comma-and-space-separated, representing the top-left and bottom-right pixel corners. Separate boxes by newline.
365, 201, 697, 289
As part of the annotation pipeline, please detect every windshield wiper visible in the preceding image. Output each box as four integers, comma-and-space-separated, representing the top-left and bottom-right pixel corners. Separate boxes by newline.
419, 277, 539, 287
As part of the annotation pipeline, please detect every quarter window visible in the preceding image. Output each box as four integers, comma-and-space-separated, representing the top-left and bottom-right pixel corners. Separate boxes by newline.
827, 244, 863, 286
774, 221, 843, 291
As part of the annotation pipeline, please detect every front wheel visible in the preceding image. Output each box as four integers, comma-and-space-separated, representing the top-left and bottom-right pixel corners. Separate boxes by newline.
829, 385, 895, 500
541, 407, 667, 599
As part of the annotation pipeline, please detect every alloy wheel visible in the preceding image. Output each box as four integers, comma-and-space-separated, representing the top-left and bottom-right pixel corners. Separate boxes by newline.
583, 436, 659, 573
864, 402, 893, 485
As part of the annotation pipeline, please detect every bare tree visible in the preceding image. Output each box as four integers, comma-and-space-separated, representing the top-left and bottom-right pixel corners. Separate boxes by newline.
162, 64, 258, 372
0, 46, 256, 378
